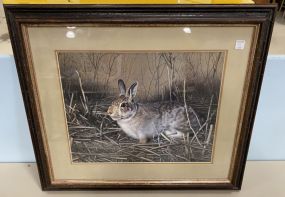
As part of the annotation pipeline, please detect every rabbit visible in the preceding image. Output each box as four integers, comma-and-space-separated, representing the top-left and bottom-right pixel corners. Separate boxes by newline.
107, 79, 200, 143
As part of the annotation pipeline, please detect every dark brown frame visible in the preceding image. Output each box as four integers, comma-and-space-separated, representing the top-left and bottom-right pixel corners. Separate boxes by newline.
4, 4, 276, 190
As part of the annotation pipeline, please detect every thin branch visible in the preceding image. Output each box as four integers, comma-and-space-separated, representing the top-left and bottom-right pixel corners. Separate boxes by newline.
183, 79, 202, 147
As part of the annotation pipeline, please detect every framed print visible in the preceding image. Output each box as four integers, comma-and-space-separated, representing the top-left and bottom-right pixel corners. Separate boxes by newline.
4, 4, 276, 190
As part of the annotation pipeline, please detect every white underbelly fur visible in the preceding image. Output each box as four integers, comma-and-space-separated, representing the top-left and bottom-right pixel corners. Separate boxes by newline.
117, 122, 140, 139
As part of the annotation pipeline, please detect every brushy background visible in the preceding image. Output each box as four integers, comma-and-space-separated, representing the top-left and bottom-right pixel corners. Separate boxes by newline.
58, 51, 225, 162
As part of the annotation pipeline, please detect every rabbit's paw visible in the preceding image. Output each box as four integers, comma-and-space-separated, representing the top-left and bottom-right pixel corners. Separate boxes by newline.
139, 137, 148, 144
164, 130, 185, 139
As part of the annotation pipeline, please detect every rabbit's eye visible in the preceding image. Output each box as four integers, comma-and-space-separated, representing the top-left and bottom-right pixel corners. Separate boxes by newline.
121, 103, 127, 108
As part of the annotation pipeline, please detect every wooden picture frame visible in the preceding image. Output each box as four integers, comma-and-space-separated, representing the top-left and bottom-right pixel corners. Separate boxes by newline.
4, 4, 276, 190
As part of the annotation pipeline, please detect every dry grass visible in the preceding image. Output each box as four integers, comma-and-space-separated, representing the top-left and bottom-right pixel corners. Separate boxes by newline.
66, 94, 215, 163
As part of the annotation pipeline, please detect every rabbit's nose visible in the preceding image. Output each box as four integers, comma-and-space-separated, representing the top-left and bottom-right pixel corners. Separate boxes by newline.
107, 108, 112, 115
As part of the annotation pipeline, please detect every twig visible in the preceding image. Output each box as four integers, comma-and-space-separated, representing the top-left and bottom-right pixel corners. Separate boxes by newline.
124, 152, 155, 162
83, 142, 91, 154
76, 70, 88, 114
136, 147, 161, 157
68, 93, 74, 113
183, 80, 202, 147
190, 112, 215, 144
205, 95, 214, 137
160, 133, 171, 142
206, 124, 214, 145
104, 135, 119, 145
189, 107, 202, 128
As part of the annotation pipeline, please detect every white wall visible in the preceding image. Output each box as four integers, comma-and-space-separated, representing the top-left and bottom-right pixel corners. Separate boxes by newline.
247, 56, 285, 160
0, 55, 284, 162
0, 55, 34, 162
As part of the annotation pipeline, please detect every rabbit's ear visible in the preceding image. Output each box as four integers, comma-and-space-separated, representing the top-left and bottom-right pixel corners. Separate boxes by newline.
127, 81, 138, 100
118, 79, 126, 96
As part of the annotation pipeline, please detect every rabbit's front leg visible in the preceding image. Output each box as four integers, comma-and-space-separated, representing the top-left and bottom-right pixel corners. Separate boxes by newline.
138, 133, 148, 144
139, 138, 147, 144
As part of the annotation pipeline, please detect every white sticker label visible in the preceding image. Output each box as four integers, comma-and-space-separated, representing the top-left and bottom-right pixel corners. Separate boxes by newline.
235, 40, 246, 50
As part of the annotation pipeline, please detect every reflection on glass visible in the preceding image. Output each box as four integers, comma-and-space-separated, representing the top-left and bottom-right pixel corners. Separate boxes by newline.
183, 27, 192, 34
